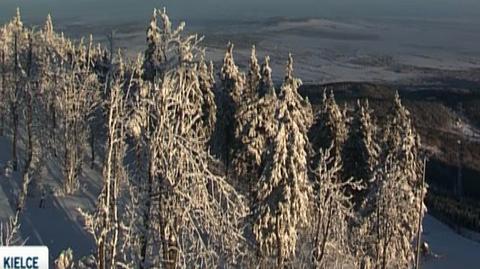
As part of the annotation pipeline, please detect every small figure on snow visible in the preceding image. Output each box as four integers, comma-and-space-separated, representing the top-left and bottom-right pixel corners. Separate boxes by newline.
39, 185, 47, 209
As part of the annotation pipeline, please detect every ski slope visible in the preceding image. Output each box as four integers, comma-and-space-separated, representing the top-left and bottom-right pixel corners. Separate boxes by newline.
422, 215, 480, 269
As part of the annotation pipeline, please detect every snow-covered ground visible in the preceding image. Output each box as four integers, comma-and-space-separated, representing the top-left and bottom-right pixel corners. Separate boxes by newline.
200, 17, 480, 84
0, 135, 99, 262
94, 16, 480, 84
3, 7, 480, 84
422, 215, 480, 269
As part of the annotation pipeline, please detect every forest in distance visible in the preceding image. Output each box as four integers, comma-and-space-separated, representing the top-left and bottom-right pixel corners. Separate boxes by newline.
0, 7, 429, 269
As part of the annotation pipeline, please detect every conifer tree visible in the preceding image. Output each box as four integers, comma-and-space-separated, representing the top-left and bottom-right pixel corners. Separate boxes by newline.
245, 45, 261, 99
383, 92, 422, 185
278, 54, 313, 132
310, 90, 348, 166
142, 8, 192, 81
7, 9, 26, 172
221, 42, 245, 106
232, 91, 277, 183
253, 54, 312, 267
342, 100, 379, 207
219, 42, 246, 168
142, 9, 161, 81
232, 48, 277, 184
196, 57, 217, 138
44, 14, 54, 37
258, 56, 275, 97
358, 93, 426, 269
0, 26, 7, 136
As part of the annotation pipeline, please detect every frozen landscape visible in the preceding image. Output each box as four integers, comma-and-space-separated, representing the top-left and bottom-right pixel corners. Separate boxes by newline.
0, 0, 479, 268
1, 0, 480, 84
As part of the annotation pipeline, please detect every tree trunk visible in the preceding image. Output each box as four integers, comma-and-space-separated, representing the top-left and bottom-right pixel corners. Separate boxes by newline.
140, 153, 154, 269
318, 199, 334, 268
98, 240, 105, 269
24, 34, 34, 178
12, 106, 18, 171
415, 157, 427, 269
12, 33, 19, 172
276, 217, 283, 269
0, 110, 4, 137
90, 127, 95, 169
0, 50, 5, 137
18, 90, 33, 212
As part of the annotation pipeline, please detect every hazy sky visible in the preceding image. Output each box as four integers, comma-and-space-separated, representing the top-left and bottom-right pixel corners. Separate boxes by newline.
1, 0, 480, 25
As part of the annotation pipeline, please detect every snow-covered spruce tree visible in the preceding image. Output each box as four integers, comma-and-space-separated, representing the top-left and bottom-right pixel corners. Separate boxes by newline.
79, 61, 129, 269
357, 93, 426, 269
39, 14, 64, 151
139, 8, 215, 139
310, 90, 348, 165
359, 154, 425, 269
142, 8, 200, 81
4, 9, 26, 172
258, 56, 275, 97
245, 45, 261, 100
196, 57, 217, 139
17, 31, 38, 212
221, 42, 245, 107
382, 92, 423, 186
253, 54, 312, 267
232, 47, 278, 185
341, 99, 379, 208
142, 9, 161, 81
0, 12, 43, 211
310, 146, 360, 269
278, 54, 313, 142
219, 42, 246, 169
0, 26, 7, 137
232, 90, 278, 185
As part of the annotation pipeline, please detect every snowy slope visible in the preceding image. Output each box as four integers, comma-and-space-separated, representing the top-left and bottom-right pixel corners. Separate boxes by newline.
0, 134, 100, 262
422, 215, 480, 269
